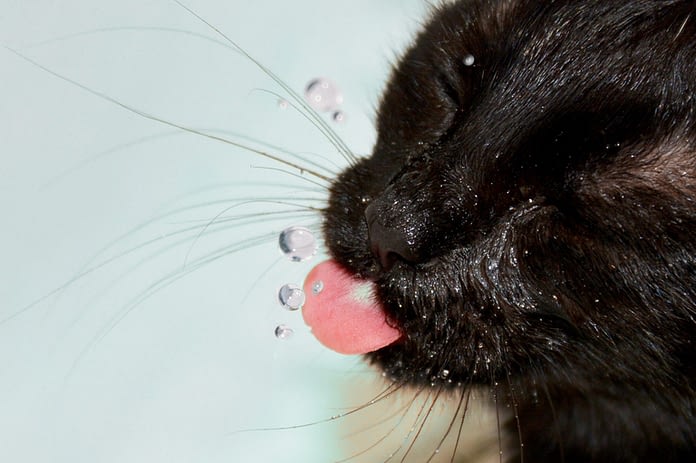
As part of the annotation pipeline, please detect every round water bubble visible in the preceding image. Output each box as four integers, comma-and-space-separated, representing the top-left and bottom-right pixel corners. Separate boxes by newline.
279, 226, 317, 262
277, 98, 289, 110
312, 280, 324, 295
274, 324, 294, 339
304, 78, 343, 112
463, 54, 475, 66
332, 110, 346, 123
278, 284, 306, 311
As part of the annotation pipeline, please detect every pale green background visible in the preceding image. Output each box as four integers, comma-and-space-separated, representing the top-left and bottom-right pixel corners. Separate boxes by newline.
0, 1, 430, 462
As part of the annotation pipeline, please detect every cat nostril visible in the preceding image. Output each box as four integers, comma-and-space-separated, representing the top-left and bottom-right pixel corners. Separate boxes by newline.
365, 202, 421, 271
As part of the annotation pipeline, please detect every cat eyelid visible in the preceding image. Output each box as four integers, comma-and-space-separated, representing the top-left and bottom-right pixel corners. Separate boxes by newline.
435, 70, 463, 108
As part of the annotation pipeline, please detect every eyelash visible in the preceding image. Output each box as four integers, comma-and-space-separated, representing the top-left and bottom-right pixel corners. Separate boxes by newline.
433, 69, 471, 143
437, 71, 462, 107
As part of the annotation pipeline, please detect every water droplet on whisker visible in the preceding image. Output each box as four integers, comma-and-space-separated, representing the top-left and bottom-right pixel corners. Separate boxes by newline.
274, 324, 294, 339
278, 284, 306, 310
304, 78, 343, 112
331, 110, 346, 123
279, 226, 317, 262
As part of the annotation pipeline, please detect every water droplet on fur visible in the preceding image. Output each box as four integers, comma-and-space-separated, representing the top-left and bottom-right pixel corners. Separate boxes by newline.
278, 284, 305, 310
304, 78, 343, 112
275, 324, 294, 339
312, 280, 324, 295
531, 389, 539, 404
279, 226, 317, 261
463, 54, 475, 66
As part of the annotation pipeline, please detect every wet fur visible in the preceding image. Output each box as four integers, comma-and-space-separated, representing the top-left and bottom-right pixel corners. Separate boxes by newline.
324, 0, 696, 461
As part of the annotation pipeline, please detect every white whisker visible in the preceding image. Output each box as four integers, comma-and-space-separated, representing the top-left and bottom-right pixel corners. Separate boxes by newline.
172, 0, 359, 167
5, 47, 332, 182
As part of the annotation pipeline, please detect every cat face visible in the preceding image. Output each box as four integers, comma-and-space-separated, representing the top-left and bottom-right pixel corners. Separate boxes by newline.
321, 0, 696, 394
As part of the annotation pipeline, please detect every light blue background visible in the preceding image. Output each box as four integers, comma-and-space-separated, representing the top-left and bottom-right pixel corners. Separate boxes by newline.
0, 1, 431, 462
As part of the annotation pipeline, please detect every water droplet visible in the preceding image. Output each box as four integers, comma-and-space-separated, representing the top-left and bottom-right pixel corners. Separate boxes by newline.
304, 78, 343, 112
278, 284, 306, 310
279, 226, 317, 262
277, 99, 289, 110
531, 389, 539, 405
463, 54, 475, 66
332, 110, 346, 123
275, 324, 294, 339
312, 280, 324, 295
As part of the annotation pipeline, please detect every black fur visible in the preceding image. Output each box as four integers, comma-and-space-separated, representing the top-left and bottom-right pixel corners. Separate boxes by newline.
323, 0, 696, 461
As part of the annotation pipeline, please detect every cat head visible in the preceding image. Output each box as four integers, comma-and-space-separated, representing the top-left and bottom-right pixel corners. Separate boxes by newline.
320, 0, 696, 390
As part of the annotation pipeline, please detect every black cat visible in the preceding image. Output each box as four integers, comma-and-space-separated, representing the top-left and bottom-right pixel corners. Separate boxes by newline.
310, 0, 696, 461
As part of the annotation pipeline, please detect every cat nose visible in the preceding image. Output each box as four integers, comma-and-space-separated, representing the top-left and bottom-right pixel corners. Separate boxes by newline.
364, 202, 422, 271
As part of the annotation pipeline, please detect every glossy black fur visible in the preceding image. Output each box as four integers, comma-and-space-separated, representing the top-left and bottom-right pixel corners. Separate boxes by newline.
323, 1, 696, 461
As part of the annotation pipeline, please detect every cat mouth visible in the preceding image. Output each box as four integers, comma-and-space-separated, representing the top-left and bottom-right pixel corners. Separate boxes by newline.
302, 259, 403, 355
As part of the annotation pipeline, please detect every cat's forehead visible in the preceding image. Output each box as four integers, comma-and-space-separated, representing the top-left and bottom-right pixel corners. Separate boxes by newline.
376, 0, 694, 157
409, 1, 670, 91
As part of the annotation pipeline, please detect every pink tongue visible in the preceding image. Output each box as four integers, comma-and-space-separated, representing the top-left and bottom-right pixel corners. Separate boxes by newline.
302, 260, 402, 355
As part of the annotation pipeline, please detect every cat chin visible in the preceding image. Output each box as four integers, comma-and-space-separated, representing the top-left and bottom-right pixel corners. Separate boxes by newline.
300, 258, 500, 387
